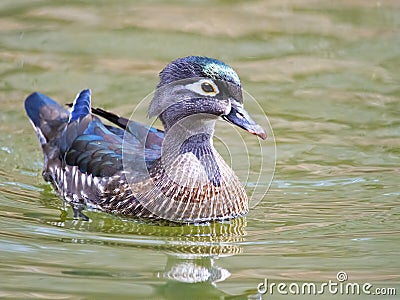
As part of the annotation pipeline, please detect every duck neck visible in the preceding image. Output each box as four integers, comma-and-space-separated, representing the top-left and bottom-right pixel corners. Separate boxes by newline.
160, 115, 222, 186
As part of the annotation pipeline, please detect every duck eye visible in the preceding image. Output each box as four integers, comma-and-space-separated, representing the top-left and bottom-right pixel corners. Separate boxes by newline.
201, 82, 215, 93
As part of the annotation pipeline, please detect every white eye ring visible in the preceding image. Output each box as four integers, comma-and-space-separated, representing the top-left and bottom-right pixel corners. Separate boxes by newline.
185, 79, 219, 96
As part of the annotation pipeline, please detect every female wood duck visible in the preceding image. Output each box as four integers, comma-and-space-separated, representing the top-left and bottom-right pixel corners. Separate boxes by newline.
25, 56, 266, 223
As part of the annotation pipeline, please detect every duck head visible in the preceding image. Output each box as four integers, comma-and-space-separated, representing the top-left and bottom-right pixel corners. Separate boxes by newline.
148, 56, 266, 139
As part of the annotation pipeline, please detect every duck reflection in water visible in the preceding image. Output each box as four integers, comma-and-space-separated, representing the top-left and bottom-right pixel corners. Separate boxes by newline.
41, 192, 247, 296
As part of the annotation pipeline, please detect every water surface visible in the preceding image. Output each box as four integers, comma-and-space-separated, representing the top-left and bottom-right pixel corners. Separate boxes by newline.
0, 1, 399, 299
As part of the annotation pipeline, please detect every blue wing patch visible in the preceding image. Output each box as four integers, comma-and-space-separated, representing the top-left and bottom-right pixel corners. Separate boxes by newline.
69, 89, 91, 122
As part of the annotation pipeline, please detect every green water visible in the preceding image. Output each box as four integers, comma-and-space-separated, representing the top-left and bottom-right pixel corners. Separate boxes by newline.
0, 1, 399, 299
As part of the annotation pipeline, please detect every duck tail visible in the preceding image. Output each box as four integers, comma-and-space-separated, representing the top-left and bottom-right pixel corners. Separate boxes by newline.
24, 92, 70, 145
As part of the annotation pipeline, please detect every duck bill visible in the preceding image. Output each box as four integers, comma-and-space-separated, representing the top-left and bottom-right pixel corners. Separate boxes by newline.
223, 103, 267, 140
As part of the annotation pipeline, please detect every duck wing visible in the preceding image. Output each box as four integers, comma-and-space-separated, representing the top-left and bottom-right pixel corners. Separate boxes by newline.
62, 90, 163, 179
91, 106, 164, 155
